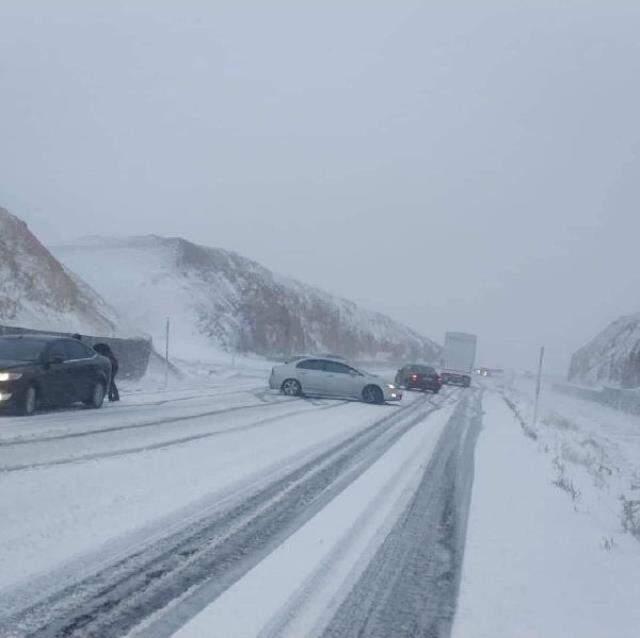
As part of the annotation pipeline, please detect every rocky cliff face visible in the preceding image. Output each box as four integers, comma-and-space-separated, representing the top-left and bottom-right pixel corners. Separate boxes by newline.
569, 313, 640, 388
0, 207, 124, 336
55, 235, 441, 363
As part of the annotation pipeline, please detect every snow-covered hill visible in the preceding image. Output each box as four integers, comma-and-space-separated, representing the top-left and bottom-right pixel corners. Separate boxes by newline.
0, 207, 129, 336
569, 313, 640, 388
54, 235, 441, 363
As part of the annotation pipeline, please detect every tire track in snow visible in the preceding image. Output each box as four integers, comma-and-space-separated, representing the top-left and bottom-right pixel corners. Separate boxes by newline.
1, 393, 458, 638
321, 388, 483, 638
0, 400, 349, 473
0, 391, 289, 447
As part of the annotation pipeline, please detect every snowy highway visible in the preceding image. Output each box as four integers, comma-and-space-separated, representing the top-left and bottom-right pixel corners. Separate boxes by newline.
0, 376, 480, 637
3, 367, 640, 638
4, 373, 639, 638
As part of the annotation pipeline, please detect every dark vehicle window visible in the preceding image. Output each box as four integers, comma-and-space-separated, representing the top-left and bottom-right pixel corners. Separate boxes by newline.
63, 340, 94, 360
296, 359, 324, 370
408, 365, 435, 375
0, 338, 46, 362
324, 360, 355, 374
48, 341, 66, 360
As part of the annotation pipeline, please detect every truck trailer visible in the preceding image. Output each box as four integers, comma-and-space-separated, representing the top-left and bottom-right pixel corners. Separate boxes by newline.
441, 332, 477, 387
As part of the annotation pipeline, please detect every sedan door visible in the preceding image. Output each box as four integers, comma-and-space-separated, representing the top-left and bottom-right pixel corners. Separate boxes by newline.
63, 340, 100, 403
323, 361, 364, 399
41, 341, 73, 405
294, 359, 329, 395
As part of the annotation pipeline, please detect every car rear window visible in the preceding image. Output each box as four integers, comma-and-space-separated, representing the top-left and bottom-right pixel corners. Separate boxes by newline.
0, 338, 46, 362
408, 365, 435, 374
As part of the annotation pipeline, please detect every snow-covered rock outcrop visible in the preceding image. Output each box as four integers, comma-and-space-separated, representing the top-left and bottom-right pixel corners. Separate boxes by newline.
569, 314, 640, 388
0, 207, 129, 336
55, 235, 441, 362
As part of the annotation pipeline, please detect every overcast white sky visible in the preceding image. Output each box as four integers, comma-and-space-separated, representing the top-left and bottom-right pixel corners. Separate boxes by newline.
1, 1, 639, 372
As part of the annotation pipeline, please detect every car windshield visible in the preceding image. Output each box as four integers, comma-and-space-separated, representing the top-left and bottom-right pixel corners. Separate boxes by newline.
0, 339, 45, 362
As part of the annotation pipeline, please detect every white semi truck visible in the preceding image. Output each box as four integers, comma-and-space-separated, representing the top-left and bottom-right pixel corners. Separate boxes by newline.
441, 332, 477, 387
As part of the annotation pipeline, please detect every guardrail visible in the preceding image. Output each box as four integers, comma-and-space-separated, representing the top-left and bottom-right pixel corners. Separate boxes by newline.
553, 382, 640, 416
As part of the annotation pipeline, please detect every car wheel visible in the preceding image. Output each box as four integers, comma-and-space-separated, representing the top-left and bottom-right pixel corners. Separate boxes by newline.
85, 381, 106, 409
281, 379, 302, 397
362, 385, 383, 404
18, 385, 38, 416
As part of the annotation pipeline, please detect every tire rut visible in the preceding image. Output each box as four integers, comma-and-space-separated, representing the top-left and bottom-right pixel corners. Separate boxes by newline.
0, 395, 295, 448
0, 401, 348, 473
2, 393, 454, 638
321, 388, 483, 638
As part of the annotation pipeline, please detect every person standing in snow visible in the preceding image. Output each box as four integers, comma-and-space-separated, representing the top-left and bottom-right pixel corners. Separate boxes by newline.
93, 342, 120, 401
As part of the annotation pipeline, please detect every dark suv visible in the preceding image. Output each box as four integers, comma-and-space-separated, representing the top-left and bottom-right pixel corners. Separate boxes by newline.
0, 335, 112, 416
395, 364, 442, 393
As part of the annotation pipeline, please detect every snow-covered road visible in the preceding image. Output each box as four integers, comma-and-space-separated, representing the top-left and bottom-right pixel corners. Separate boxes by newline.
0, 379, 477, 637
4, 375, 638, 637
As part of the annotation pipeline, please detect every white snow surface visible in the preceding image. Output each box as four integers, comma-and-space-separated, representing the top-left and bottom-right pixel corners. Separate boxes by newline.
172, 401, 457, 638
3, 361, 640, 637
0, 363, 408, 607
454, 380, 640, 638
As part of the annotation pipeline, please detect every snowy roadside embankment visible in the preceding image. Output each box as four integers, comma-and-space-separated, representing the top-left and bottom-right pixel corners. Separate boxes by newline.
554, 381, 640, 417
505, 376, 640, 544
454, 386, 640, 638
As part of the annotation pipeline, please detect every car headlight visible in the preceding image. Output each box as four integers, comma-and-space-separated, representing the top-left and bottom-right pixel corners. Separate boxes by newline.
386, 384, 396, 389
0, 372, 22, 382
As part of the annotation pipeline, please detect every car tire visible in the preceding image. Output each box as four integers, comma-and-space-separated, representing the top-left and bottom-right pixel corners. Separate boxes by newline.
18, 384, 38, 416
362, 385, 384, 405
85, 381, 106, 409
281, 379, 302, 397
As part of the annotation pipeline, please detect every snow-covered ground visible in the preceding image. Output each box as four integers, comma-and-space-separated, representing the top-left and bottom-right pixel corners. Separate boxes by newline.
0, 382, 394, 593
2, 366, 639, 637
454, 378, 640, 638
0, 360, 467, 637
172, 400, 460, 638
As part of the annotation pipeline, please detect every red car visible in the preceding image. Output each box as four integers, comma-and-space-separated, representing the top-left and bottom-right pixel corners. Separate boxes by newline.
395, 365, 442, 393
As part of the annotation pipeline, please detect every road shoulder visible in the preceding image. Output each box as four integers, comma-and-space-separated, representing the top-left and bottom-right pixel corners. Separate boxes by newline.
453, 391, 640, 638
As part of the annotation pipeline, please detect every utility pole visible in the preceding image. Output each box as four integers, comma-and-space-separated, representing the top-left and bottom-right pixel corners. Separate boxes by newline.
533, 346, 545, 427
164, 317, 170, 388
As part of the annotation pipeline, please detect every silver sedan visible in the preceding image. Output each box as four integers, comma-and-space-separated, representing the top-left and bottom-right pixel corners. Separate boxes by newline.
269, 357, 402, 404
